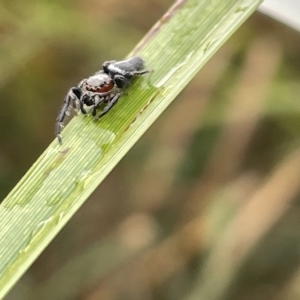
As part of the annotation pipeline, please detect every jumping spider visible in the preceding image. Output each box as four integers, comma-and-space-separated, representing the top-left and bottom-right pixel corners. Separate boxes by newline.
56, 56, 149, 144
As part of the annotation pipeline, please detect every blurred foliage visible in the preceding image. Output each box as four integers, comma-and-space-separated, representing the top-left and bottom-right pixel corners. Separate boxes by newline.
1, 0, 300, 300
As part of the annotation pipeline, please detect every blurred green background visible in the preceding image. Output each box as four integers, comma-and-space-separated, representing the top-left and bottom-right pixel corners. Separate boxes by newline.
2, 1, 300, 299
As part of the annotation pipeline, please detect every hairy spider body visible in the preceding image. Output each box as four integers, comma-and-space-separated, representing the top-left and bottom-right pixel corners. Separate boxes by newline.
56, 56, 149, 144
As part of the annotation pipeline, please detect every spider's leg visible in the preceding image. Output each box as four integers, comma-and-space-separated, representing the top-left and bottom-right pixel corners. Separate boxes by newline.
80, 100, 87, 115
114, 75, 130, 89
128, 69, 150, 77
114, 70, 149, 89
92, 95, 105, 116
102, 60, 117, 74
72, 96, 80, 115
96, 93, 121, 119
56, 87, 81, 144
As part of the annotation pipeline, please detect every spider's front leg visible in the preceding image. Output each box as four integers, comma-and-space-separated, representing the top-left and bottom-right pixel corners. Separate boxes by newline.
96, 93, 121, 119
114, 75, 130, 89
128, 69, 150, 77
90, 95, 105, 116
102, 60, 117, 74
113, 71, 150, 90
56, 87, 81, 144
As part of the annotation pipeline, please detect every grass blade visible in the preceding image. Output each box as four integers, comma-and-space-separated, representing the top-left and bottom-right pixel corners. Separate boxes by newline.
0, 0, 262, 297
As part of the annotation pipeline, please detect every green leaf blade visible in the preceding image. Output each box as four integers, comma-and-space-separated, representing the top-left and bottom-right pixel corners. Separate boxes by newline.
0, 0, 262, 297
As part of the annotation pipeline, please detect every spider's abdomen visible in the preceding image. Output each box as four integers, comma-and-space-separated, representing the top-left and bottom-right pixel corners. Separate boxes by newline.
85, 73, 114, 93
